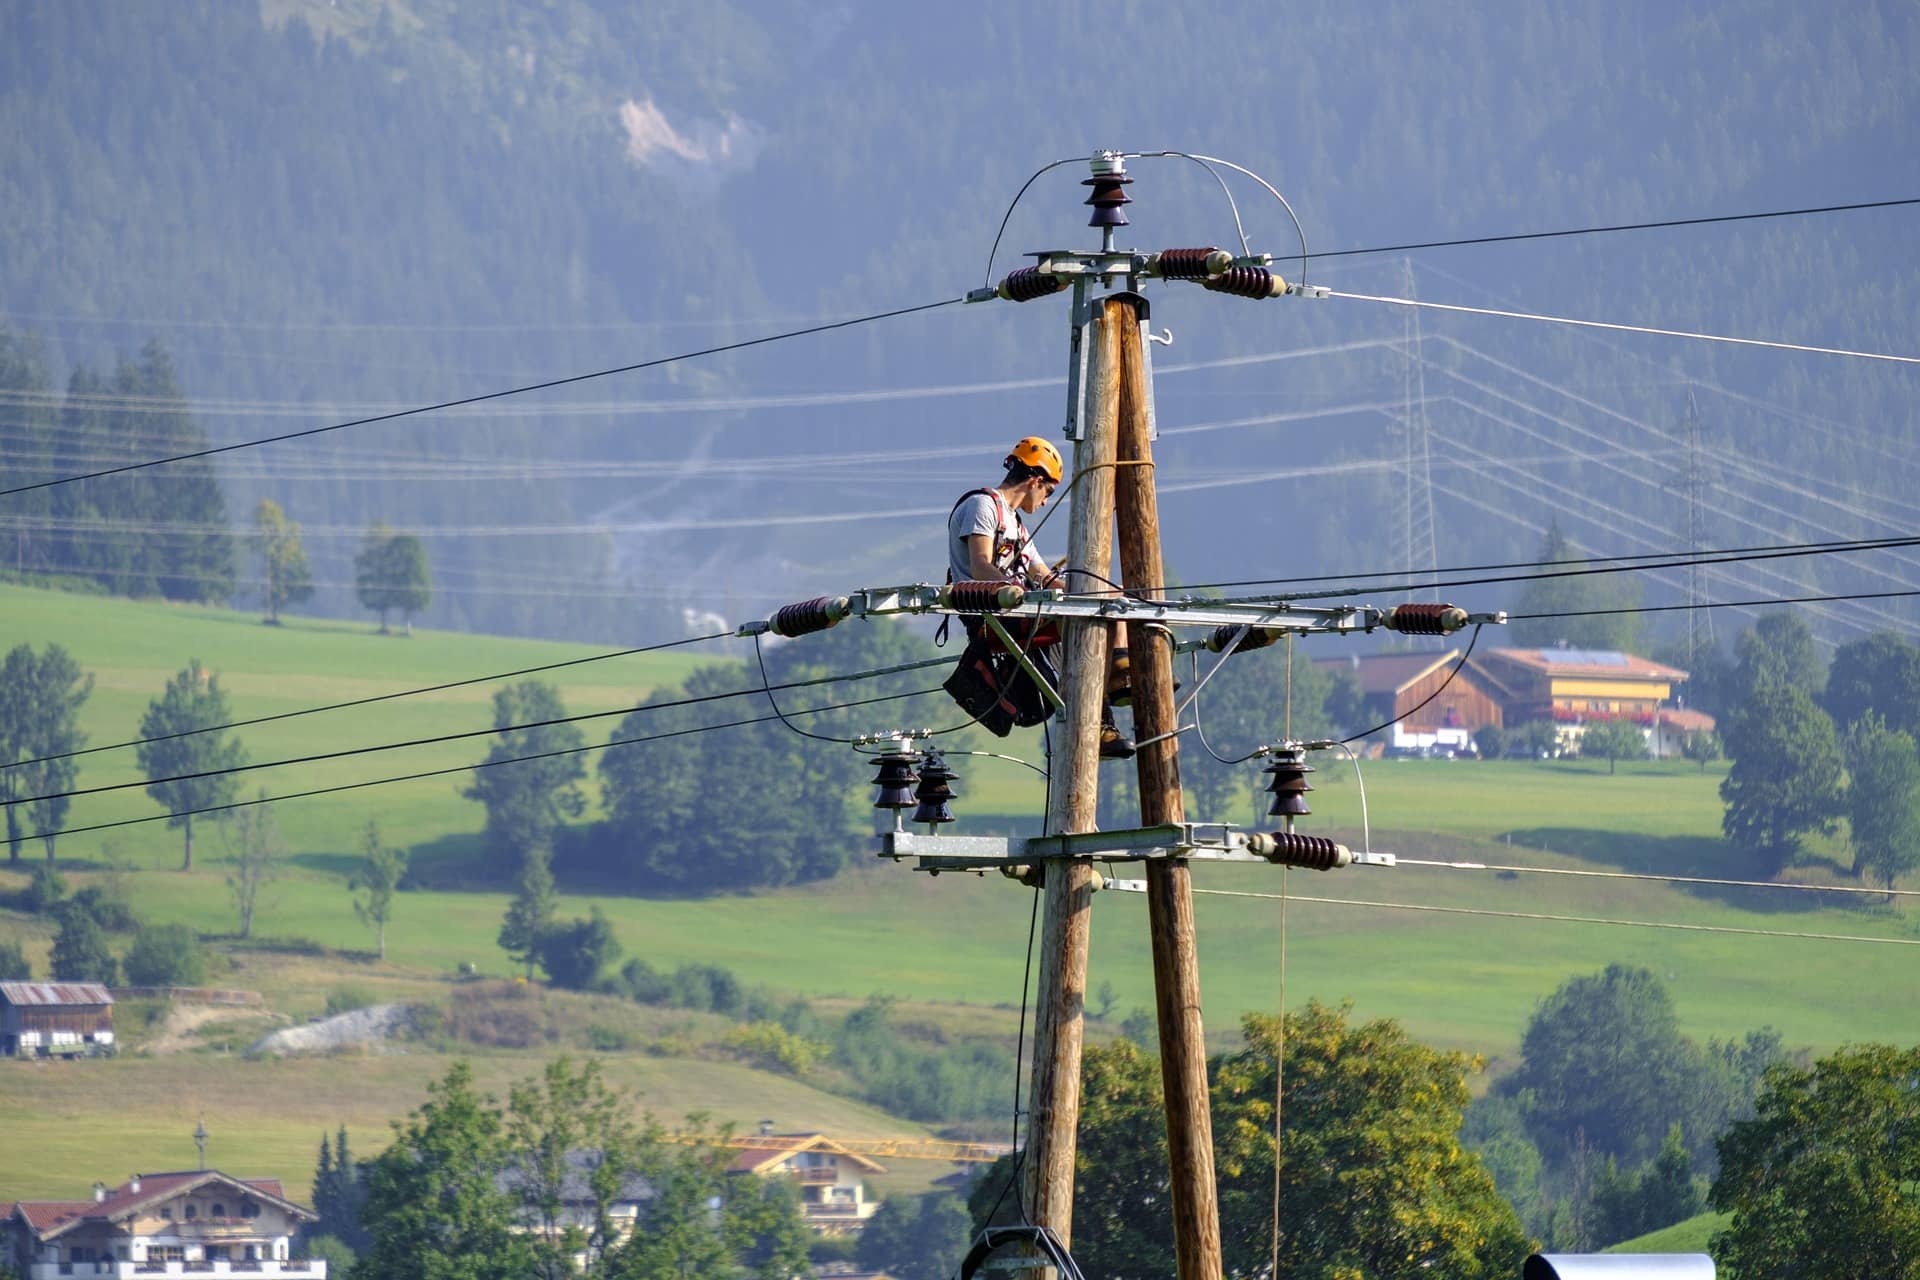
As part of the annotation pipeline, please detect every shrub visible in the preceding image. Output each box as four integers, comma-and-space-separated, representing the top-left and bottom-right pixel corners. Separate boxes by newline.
585, 1023, 632, 1052
68, 885, 139, 933
122, 923, 206, 987
24, 864, 67, 914
0, 939, 29, 980
720, 1021, 825, 1075
325, 985, 375, 1017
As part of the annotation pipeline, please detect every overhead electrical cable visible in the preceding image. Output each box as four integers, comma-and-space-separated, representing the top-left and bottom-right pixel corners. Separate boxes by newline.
0, 296, 966, 499
2, 651, 961, 809
1331, 290, 1920, 366
17, 685, 945, 846
1394, 857, 1920, 900
1510, 587, 1920, 620
1312, 196, 1920, 260
0, 630, 740, 773
1187, 888, 1920, 949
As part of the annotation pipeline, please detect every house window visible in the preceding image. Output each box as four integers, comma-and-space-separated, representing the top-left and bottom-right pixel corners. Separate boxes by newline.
211, 1205, 225, 1219
184, 1206, 197, 1221
240, 1203, 258, 1220
160, 1209, 173, 1221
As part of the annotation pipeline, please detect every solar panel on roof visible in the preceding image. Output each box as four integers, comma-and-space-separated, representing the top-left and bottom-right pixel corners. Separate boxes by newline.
1541, 649, 1628, 666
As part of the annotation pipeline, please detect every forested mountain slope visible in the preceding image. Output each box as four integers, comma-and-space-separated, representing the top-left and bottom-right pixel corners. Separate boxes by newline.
2, 0, 1914, 649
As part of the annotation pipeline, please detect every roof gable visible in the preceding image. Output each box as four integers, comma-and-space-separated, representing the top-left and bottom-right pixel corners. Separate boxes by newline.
0, 982, 114, 1007
726, 1134, 886, 1175
18, 1173, 312, 1241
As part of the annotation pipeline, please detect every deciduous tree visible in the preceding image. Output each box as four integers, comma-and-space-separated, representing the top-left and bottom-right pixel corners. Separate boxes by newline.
122, 922, 206, 986
0, 643, 92, 863
221, 792, 283, 938
351, 821, 407, 959
1710, 1044, 1920, 1276
252, 498, 314, 624
1823, 631, 1920, 737
355, 523, 433, 635
1844, 716, 1920, 890
136, 660, 247, 870
359, 1062, 536, 1280
1577, 719, 1647, 773
49, 907, 116, 984
465, 680, 585, 870
1719, 684, 1843, 873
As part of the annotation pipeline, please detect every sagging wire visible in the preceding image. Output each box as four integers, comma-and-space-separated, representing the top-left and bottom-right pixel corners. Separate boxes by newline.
22, 684, 944, 845
1, 628, 742, 773
983, 157, 1091, 287
9, 648, 966, 809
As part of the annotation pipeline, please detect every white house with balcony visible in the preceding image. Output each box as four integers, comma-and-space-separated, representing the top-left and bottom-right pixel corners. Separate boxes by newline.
726, 1133, 885, 1236
0, 1172, 322, 1280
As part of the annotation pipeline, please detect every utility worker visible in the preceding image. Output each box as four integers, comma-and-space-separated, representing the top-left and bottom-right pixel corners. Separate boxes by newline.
945, 436, 1135, 758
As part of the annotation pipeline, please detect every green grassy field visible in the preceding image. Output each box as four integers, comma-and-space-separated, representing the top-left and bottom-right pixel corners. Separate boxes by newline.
3, 582, 1916, 1208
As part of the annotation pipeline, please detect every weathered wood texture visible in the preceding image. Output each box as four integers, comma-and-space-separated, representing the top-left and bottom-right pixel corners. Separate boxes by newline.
1114, 298, 1224, 1280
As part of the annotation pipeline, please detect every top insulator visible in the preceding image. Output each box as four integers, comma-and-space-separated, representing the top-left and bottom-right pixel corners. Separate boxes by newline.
1382, 603, 1470, 635
1083, 151, 1132, 229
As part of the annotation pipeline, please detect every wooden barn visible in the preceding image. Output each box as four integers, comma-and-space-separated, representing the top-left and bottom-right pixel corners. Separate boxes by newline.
0, 981, 115, 1058
1315, 650, 1512, 752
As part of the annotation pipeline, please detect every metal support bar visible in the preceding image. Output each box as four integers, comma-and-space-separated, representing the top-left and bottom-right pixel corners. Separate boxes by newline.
982, 615, 1067, 712
877, 824, 1396, 871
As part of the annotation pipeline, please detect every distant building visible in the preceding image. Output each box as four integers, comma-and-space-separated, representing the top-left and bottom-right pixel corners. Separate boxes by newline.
0, 1172, 322, 1280
1478, 647, 1711, 757
496, 1151, 655, 1268
727, 1134, 886, 1235
0, 982, 114, 1058
1314, 650, 1512, 753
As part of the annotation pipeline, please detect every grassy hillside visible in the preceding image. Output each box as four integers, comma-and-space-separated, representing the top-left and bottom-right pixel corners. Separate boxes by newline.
3, 583, 1916, 1204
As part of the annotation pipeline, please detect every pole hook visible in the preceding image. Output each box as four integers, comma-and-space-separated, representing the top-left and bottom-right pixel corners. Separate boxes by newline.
1147, 326, 1174, 347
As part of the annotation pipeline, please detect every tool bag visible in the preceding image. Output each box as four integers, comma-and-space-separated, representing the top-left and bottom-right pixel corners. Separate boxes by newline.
943, 632, 1059, 737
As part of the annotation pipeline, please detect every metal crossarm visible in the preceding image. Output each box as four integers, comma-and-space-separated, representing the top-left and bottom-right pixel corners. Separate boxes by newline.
740, 582, 1503, 639
880, 824, 1397, 872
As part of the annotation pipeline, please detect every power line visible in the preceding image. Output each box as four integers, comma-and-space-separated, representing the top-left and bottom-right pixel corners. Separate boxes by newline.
19, 684, 944, 846
0, 631, 740, 774
3, 650, 959, 809
1189, 887, 1920, 948
1330, 290, 1920, 367
1511, 587, 1920, 621
0, 297, 966, 500
1180, 533, 1920, 597
1395, 857, 1920, 900
1312, 196, 1920, 261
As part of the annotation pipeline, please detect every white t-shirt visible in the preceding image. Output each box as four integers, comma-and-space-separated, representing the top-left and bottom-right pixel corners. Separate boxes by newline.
948, 489, 1045, 584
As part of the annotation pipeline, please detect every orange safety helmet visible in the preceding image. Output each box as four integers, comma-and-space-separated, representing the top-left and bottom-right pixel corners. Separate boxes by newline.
1005, 436, 1064, 484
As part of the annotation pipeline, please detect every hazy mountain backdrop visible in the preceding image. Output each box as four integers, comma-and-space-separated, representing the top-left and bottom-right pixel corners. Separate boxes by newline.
3, 0, 1916, 652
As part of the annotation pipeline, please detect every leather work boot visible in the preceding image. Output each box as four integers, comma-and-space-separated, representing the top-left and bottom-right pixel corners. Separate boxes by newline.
1105, 644, 1180, 709
1099, 704, 1137, 759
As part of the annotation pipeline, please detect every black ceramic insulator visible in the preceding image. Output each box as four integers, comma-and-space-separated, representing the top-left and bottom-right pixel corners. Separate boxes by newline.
1083, 174, 1133, 228
912, 752, 959, 827
944, 580, 1026, 613
1202, 266, 1285, 299
1262, 832, 1344, 871
998, 267, 1070, 303
870, 750, 920, 810
771, 596, 851, 637
1207, 624, 1279, 655
1154, 247, 1228, 280
1383, 603, 1468, 635
1263, 751, 1315, 818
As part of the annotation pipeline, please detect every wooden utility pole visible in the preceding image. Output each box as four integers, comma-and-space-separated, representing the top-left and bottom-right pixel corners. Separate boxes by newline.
1114, 296, 1225, 1280
1020, 295, 1123, 1251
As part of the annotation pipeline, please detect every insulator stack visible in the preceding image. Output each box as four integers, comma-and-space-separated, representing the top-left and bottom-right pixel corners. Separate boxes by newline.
1382, 602, 1469, 635
997, 266, 1070, 303
1083, 152, 1133, 228
911, 751, 958, 828
1262, 748, 1315, 820
1202, 266, 1288, 299
770, 596, 852, 637
1151, 247, 1232, 280
1207, 623, 1280, 655
870, 750, 920, 810
941, 580, 1027, 613
1247, 831, 1351, 871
